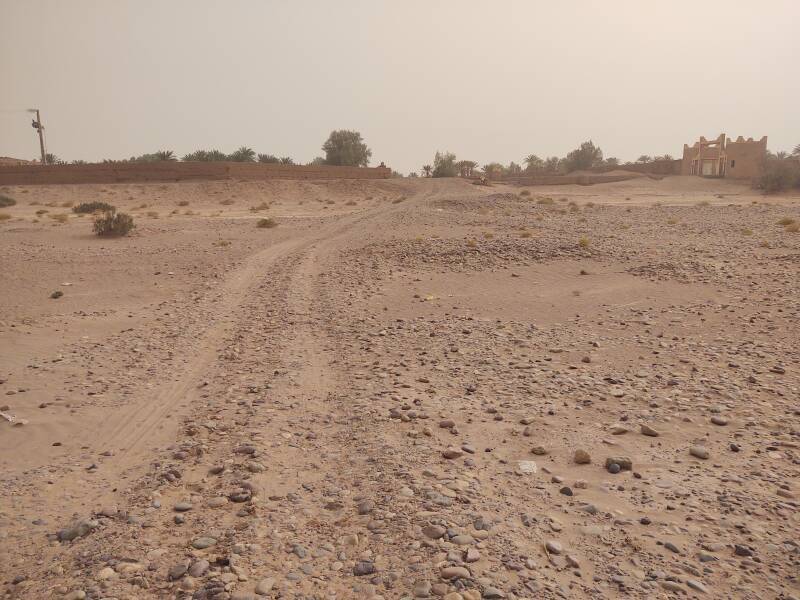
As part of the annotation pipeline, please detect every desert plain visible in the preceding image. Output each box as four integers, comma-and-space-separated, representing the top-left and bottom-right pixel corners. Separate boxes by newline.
0, 175, 798, 600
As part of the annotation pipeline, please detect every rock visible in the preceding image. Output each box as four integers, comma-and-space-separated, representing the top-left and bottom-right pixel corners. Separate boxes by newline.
422, 524, 446, 539
710, 416, 728, 426
442, 447, 463, 459
188, 560, 209, 577
660, 581, 684, 592
559, 486, 573, 496
565, 554, 580, 568
191, 536, 217, 549
686, 579, 709, 594
174, 502, 193, 512
517, 460, 538, 474
483, 588, 505, 599
573, 449, 591, 464
255, 578, 275, 595
545, 540, 563, 555
464, 548, 480, 563
664, 541, 681, 554
169, 563, 188, 580
63, 592, 86, 600
734, 544, 753, 557
357, 500, 375, 515
607, 462, 621, 474
531, 445, 548, 455
353, 561, 375, 576
605, 456, 632, 471
57, 519, 97, 542
96, 566, 115, 580
413, 580, 432, 597
640, 424, 660, 437
440, 566, 470, 580
690, 446, 709, 460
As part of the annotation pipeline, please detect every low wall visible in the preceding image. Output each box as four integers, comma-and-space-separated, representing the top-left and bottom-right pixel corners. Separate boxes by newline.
593, 159, 681, 176
0, 162, 392, 185
493, 173, 645, 186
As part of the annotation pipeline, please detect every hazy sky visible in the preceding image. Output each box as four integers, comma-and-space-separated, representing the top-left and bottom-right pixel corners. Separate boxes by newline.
2, 1, 798, 173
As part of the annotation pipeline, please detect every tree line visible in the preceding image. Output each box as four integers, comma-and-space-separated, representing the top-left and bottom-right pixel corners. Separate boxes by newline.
41, 130, 373, 169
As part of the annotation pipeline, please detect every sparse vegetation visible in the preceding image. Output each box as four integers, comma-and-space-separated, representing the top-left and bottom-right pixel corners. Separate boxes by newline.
578, 237, 590, 248
73, 201, 116, 214
0, 213, 11, 221
49, 213, 68, 223
178, 200, 190, 206
256, 217, 277, 228
786, 223, 799, 233
756, 159, 800, 193
93, 210, 135, 237
0, 195, 16, 207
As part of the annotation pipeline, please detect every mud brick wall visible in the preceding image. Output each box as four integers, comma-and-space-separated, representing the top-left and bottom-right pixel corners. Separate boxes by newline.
0, 162, 392, 185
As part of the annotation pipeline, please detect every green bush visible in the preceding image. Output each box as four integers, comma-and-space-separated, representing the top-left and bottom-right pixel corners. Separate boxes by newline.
73, 201, 116, 214
0, 195, 16, 207
93, 211, 135, 237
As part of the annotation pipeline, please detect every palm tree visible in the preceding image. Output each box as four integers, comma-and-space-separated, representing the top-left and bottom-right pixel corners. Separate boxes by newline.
422, 164, 432, 177
154, 150, 177, 161
604, 157, 620, 166
524, 154, 544, 172
182, 150, 210, 161
207, 150, 227, 161
455, 160, 477, 177
44, 153, 62, 165
228, 147, 256, 162
258, 153, 280, 164
637, 155, 652, 163
279, 157, 294, 165
775, 151, 788, 160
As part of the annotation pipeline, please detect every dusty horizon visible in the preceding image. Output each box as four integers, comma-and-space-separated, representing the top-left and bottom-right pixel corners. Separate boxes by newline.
2, 0, 799, 173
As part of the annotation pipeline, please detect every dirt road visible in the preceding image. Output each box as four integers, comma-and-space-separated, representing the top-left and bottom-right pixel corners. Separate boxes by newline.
1, 177, 798, 599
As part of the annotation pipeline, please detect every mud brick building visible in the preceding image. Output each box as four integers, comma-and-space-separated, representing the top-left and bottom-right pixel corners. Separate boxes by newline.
681, 134, 767, 179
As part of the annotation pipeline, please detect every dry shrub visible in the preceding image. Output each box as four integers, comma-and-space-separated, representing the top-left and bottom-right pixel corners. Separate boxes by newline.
0, 213, 11, 221
778, 217, 795, 226
536, 197, 554, 205
0, 195, 16, 208
741, 228, 753, 236
178, 200, 190, 206
520, 231, 532, 238
147, 211, 159, 218
49, 213, 68, 223
786, 223, 800, 233
93, 211, 135, 237
346, 200, 357, 206
578, 237, 590, 248
73, 201, 115, 214
466, 239, 477, 248
35, 209, 48, 215
520, 189, 531, 197
256, 217, 277, 228
220, 199, 234, 205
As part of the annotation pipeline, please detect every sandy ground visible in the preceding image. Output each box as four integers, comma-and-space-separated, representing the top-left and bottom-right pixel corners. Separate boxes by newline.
0, 176, 798, 600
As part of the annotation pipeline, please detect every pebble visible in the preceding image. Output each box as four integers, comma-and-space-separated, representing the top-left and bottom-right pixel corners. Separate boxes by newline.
690, 446, 709, 460
710, 416, 728, 426
353, 561, 376, 576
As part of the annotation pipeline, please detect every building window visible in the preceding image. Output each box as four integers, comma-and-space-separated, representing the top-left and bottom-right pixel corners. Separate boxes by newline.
731, 159, 736, 168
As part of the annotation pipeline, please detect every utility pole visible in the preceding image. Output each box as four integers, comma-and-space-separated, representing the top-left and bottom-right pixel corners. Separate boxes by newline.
29, 108, 46, 165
